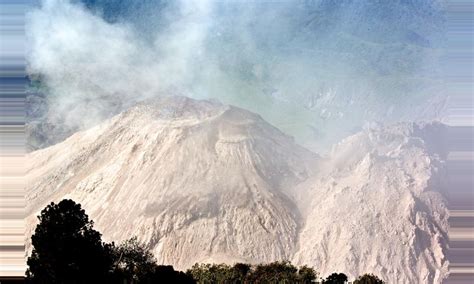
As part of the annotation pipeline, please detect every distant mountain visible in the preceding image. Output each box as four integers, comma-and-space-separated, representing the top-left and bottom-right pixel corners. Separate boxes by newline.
26, 97, 448, 282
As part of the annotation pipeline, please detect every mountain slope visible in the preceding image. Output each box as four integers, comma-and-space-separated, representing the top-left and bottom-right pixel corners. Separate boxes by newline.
26, 97, 449, 282
26, 96, 318, 269
292, 122, 449, 283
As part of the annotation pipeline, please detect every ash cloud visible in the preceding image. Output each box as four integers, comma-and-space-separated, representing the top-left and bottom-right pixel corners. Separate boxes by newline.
27, 0, 214, 130
26, 0, 448, 152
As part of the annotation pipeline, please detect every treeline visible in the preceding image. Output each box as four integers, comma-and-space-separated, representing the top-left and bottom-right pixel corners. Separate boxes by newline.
187, 262, 383, 284
26, 199, 384, 284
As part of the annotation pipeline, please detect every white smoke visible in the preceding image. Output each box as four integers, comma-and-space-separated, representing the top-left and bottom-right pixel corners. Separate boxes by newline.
27, 0, 216, 130
26, 0, 448, 152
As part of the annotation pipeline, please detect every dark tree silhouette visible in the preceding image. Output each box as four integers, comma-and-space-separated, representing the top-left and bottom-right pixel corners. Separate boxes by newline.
353, 273, 385, 284
324, 272, 348, 284
232, 263, 251, 282
148, 265, 195, 284
297, 265, 318, 284
26, 199, 113, 283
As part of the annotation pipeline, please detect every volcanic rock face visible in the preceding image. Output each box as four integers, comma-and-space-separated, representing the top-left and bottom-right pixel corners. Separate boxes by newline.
26, 96, 318, 268
26, 97, 448, 282
292, 122, 449, 283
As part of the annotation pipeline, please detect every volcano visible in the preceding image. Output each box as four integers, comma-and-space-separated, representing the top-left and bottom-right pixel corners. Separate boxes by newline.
26, 96, 448, 282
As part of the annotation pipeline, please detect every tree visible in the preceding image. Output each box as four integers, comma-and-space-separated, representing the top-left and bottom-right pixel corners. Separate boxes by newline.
297, 265, 317, 283
110, 237, 157, 282
353, 273, 385, 284
27, 200, 195, 283
26, 199, 113, 283
147, 265, 195, 284
186, 262, 253, 284
187, 261, 316, 284
323, 272, 348, 284
231, 263, 251, 283
110, 237, 195, 283
186, 263, 234, 283
246, 261, 299, 284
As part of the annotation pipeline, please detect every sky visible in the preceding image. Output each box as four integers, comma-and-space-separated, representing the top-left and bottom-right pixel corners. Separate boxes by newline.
26, 0, 450, 152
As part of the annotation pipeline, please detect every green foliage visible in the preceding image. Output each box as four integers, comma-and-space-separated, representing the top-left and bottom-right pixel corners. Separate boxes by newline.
353, 273, 385, 284
26, 199, 114, 283
297, 265, 318, 283
187, 261, 317, 284
246, 261, 299, 283
110, 237, 158, 283
323, 272, 348, 284
109, 237, 195, 283
187, 263, 235, 284
232, 263, 252, 282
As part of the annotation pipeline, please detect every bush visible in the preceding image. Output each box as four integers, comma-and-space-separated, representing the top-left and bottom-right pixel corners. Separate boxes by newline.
246, 261, 299, 283
110, 237, 159, 282
297, 265, 318, 283
147, 265, 195, 283
353, 273, 385, 284
187, 261, 317, 284
323, 272, 348, 283
186, 263, 235, 284
107, 237, 195, 283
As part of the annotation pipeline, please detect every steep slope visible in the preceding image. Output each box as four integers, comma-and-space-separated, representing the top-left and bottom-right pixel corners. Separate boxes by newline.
26, 96, 318, 269
292, 122, 449, 283
26, 96, 450, 282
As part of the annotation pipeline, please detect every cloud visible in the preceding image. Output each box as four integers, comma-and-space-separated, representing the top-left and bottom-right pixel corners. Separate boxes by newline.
26, 0, 448, 152
27, 0, 216, 129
